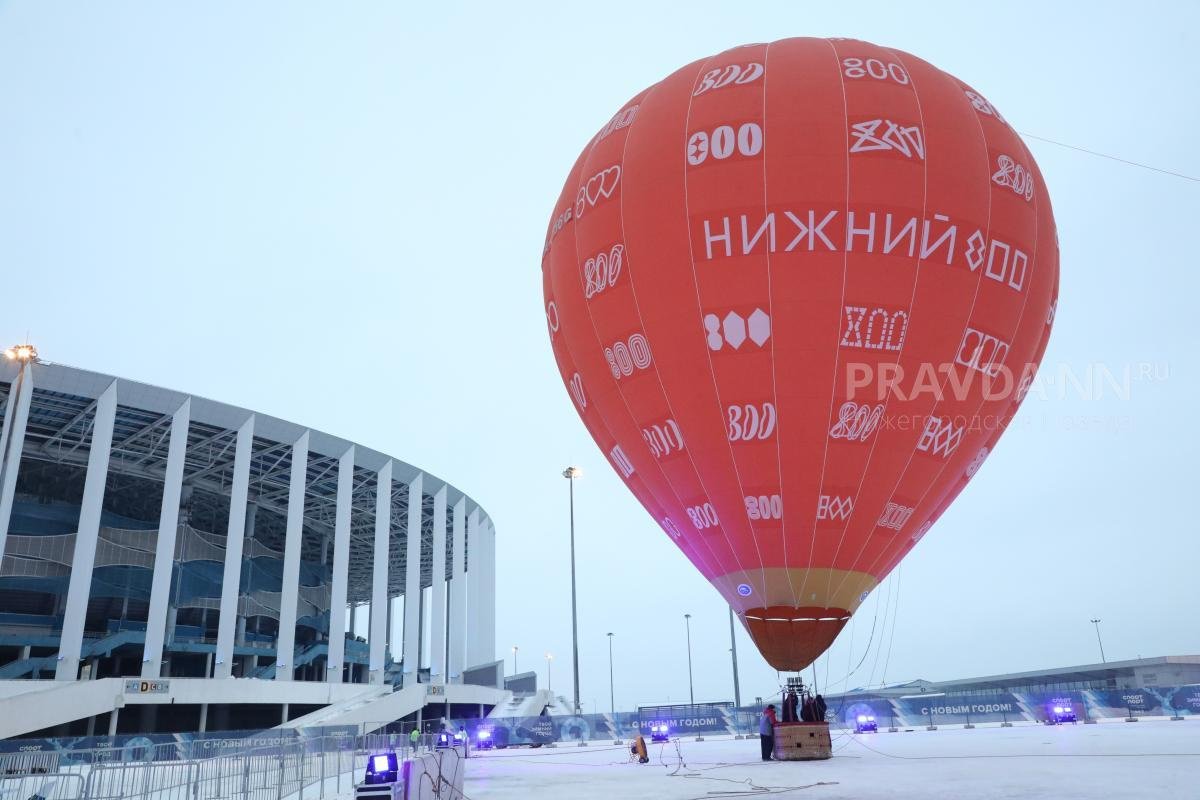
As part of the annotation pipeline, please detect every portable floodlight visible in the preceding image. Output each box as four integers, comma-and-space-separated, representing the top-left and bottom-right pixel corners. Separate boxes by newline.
355, 751, 405, 800
650, 722, 670, 743
363, 752, 399, 785
1047, 703, 1077, 725
854, 714, 878, 733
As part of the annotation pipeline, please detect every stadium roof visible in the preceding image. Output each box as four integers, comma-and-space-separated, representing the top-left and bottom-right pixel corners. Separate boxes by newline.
844, 656, 1200, 696
0, 359, 491, 603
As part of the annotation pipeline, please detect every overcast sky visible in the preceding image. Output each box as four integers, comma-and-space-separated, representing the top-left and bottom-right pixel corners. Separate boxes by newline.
0, 0, 1196, 710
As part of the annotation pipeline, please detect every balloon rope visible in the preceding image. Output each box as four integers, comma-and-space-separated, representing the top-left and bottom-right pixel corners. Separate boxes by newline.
1021, 131, 1199, 182
880, 564, 901, 689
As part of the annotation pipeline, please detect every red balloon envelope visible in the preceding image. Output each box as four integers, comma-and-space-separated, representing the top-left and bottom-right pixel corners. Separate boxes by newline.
542, 38, 1058, 671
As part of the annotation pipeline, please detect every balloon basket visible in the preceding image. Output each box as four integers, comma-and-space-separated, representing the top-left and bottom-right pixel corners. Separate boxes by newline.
772, 722, 832, 761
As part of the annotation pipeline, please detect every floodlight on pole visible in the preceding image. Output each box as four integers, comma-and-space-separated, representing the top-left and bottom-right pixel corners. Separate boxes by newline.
606, 632, 615, 717
563, 466, 582, 715
684, 613, 694, 706
3, 344, 38, 363
1090, 619, 1107, 663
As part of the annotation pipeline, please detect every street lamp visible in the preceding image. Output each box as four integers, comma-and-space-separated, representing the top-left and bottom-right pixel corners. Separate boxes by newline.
607, 632, 621, 745
512, 645, 519, 675
728, 607, 742, 708
563, 466, 582, 715
546, 652, 553, 692
684, 614, 694, 706
606, 632, 615, 716
1090, 619, 1107, 663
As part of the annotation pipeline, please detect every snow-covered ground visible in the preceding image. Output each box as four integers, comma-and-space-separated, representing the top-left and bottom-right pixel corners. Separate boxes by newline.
463, 719, 1199, 799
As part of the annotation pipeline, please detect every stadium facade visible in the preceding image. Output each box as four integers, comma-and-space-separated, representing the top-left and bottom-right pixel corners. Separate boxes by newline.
0, 354, 501, 737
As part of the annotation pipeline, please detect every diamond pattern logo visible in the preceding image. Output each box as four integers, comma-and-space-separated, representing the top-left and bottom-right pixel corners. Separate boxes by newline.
723, 311, 747, 349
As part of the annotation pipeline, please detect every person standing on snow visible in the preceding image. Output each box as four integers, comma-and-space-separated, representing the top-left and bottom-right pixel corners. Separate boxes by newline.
759, 704, 778, 761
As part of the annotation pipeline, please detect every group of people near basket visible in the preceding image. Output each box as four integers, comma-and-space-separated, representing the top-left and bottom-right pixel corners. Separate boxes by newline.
758, 689, 828, 761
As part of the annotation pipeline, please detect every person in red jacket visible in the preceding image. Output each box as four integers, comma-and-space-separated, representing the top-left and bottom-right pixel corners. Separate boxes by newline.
759, 704, 778, 761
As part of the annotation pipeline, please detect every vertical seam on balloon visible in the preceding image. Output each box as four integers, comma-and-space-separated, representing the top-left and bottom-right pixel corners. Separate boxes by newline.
605, 63, 751, 589
832, 61, 1012, 601
794, 38, 853, 616
854, 95, 1041, 587
575, 87, 729, 586
818, 43, 932, 608
606, 81, 729, 584
677, 49, 773, 604
860, 110, 1044, 585
757, 41, 800, 613
549, 144, 717, 578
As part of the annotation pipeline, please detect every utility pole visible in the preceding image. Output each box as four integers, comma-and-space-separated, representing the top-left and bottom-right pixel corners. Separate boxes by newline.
728, 607, 741, 707
563, 467, 582, 715
1090, 619, 1106, 663
606, 632, 616, 717
684, 613, 694, 706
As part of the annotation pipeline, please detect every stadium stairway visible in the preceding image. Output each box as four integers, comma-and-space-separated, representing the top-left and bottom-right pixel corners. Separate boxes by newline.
283, 682, 508, 733
486, 689, 574, 720
247, 642, 328, 679
0, 629, 145, 679
0, 679, 123, 740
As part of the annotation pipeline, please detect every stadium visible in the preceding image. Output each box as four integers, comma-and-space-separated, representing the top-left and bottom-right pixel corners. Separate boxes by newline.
0, 355, 504, 739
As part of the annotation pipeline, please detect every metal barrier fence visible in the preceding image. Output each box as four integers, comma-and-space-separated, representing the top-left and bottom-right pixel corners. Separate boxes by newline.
0, 734, 458, 800
0, 772, 84, 800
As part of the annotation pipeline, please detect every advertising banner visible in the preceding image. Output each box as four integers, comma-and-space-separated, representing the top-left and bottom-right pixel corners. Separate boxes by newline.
637, 703, 734, 735
1085, 689, 1162, 718
891, 693, 1022, 726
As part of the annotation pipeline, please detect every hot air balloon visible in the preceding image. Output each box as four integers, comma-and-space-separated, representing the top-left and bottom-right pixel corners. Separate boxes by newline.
542, 38, 1058, 671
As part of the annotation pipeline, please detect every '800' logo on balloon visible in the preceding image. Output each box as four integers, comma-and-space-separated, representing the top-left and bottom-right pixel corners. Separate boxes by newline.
603, 334, 652, 380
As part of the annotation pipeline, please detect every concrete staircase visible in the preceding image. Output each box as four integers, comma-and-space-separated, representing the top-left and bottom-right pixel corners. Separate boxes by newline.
0, 679, 123, 739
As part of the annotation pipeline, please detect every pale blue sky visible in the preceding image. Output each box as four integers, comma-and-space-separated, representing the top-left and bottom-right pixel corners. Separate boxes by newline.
0, 0, 1196, 709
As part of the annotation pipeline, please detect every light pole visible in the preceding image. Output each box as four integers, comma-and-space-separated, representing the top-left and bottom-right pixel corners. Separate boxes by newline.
1090, 619, 1106, 663
512, 645, 518, 675
546, 652, 553, 692
684, 614, 694, 706
606, 632, 615, 716
563, 466, 582, 715
728, 607, 741, 708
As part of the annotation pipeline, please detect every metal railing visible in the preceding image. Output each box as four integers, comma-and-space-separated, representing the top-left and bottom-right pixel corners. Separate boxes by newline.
0, 733, 458, 800
0, 772, 85, 800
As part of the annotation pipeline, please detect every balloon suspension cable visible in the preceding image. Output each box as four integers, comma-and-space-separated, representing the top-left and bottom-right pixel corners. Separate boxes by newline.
1020, 131, 1199, 183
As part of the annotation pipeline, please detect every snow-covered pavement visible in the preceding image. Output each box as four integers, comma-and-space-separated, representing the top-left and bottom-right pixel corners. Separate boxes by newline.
463, 719, 1199, 798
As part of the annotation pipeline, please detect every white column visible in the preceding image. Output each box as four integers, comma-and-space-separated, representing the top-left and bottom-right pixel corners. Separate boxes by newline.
369, 460, 392, 684
215, 415, 255, 679
56, 381, 118, 680
0, 361, 34, 560
447, 497, 467, 682
275, 431, 309, 680
464, 508, 481, 670
481, 518, 496, 668
326, 445, 354, 683
142, 399, 191, 678
429, 486, 448, 684
402, 473, 424, 685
